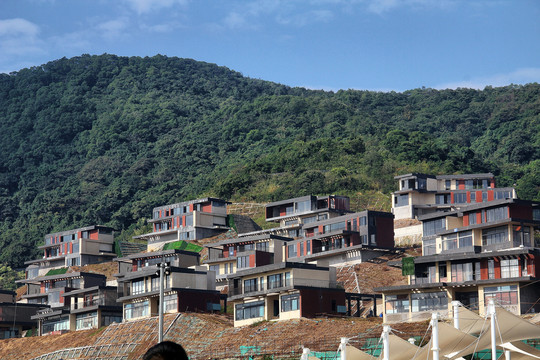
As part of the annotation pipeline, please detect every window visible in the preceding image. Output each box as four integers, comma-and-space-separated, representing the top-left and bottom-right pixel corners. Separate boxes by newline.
488, 259, 495, 279
132, 280, 145, 295
435, 194, 450, 205
256, 242, 269, 252
513, 225, 531, 247
468, 212, 477, 225
164, 294, 177, 312
235, 301, 264, 321
209, 265, 219, 275
385, 295, 409, 314
533, 209, 540, 221
285, 219, 297, 226
395, 194, 409, 207
474, 262, 481, 280
323, 221, 346, 233
185, 214, 193, 226
76, 312, 97, 330
445, 180, 451, 190
281, 294, 300, 312
267, 274, 283, 289
423, 239, 436, 256
299, 242, 304, 256
284, 272, 291, 286
500, 259, 519, 278
451, 262, 473, 282
237, 256, 249, 269
423, 218, 445, 236
361, 235, 368, 245
244, 278, 258, 293
470, 192, 476, 202
102, 314, 122, 326
229, 247, 234, 256
459, 231, 473, 248
495, 191, 511, 200
359, 216, 367, 226
482, 226, 508, 246
317, 214, 328, 221
259, 277, 265, 291
42, 317, 70, 333
296, 200, 311, 213
484, 285, 518, 306
306, 240, 311, 255
485, 207, 508, 222
124, 301, 149, 320
288, 244, 297, 258
303, 216, 317, 225
411, 292, 448, 313
482, 191, 488, 202
454, 193, 467, 204
442, 234, 457, 251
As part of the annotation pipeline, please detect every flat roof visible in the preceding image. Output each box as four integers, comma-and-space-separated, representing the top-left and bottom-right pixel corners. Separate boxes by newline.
45, 225, 115, 238
116, 248, 200, 262
153, 197, 231, 212
205, 234, 293, 248
228, 261, 330, 279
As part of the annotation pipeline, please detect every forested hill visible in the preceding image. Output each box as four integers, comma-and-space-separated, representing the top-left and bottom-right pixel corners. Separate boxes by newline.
0, 54, 539, 268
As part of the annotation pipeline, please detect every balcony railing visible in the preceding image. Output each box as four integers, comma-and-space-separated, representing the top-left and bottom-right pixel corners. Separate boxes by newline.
71, 297, 105, 310
229, 277, 341, 297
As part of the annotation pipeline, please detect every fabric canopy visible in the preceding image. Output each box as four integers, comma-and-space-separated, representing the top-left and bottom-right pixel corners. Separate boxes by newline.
344, 345, 375, 360
449, 306, 540, 359
380, 334, 421, 360
500, 341, 540, 359
411, 322, 478, 360
455, 305, 488, 335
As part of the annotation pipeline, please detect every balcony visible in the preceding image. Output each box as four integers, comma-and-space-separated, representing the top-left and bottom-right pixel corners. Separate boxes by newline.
229, 277, 341, 297
71, 297, 105, 310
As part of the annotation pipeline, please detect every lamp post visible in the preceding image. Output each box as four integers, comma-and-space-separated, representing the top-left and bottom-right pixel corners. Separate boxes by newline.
156, 261, 171, 343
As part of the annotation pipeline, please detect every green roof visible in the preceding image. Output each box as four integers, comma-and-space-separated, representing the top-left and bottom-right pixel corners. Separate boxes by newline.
45, 267, 68, 276
162, 241, 203, 253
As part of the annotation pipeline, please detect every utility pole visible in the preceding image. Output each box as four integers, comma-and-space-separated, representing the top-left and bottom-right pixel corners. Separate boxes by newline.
156, 261, 171, 343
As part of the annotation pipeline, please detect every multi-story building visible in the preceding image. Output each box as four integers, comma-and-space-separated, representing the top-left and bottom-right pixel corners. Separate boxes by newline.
0, 290, 47, 338
63, 286, 122, 331
228, 262, 346, 327
115, 249, 222, 322
376, 198, 540, 323
392, 173, 516, 220
286, 210, 394, 265
257, 195, 351, 238
134, 198, 230, 250
24, 225, 116, 279
204, 234, 293, 288
19, 271, 108, 335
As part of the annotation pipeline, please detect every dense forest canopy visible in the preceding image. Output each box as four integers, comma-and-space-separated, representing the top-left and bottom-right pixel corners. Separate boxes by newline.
0, 54, 539, 268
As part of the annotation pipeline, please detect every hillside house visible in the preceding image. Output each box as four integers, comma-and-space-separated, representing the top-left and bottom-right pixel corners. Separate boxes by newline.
228, 262, 346, 327
0, 290, 47, 338
134, 198, 230, 250
287, 210, 394, 265
19, 272, 108, 335
24, 225, 116, 279
114, 249, 222, 322
63, 286, 122, 331
392, 173, 516, 220
376, 198, 540, 323
204, 234, 293, 288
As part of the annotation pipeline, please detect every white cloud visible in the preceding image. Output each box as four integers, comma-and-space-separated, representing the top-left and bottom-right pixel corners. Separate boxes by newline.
140, 21, 183, 33
224, 12, 249, 29
122, 0, 189, 15
0, 18, 43, 56
0, 18, 39, 37
435, 68, 540, 90
365, 0, 455, 14
276, 9, 333, 26
96, 17, 130, 40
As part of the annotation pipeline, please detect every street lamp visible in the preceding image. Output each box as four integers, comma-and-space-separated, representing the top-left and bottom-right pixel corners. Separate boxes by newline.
155, 261, 171, 342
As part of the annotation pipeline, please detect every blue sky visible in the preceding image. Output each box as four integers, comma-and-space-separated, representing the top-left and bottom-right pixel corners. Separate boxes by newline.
1, 0, 539, 92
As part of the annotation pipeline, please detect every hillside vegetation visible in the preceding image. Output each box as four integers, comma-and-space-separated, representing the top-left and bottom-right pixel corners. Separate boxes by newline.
0, 54, 539, 268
